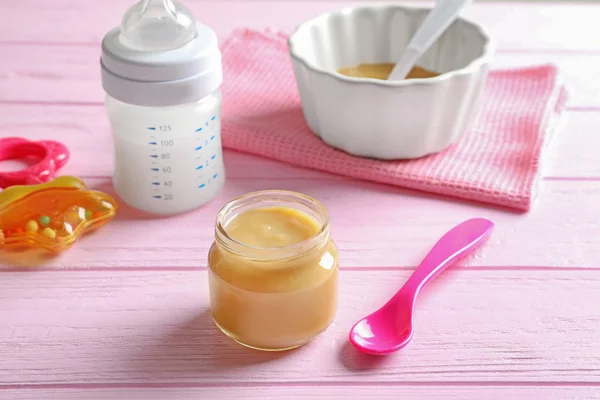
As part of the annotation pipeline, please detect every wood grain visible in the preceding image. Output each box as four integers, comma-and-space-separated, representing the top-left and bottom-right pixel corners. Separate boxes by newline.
0, 105, 324, 180
0, 269, 599, 385
1, 386, 599, 400
1, 1, 599, 52
1, 106, 597, 179
1, 178, 599, 269
1, 0, 599, 397
1, 45, 599, 108
543, 111, 600, 178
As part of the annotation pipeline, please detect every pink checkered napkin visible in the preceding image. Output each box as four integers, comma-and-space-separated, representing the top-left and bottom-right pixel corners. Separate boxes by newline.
220, 29, 568, 212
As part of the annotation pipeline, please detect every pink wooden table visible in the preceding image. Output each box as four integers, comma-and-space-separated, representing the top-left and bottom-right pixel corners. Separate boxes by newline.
1, 0, 600, 398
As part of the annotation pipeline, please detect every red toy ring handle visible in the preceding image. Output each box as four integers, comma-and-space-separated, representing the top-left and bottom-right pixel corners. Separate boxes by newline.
0, 137, 70, 189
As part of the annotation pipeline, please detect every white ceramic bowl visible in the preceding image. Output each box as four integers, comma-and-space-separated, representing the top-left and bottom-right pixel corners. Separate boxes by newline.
288, 5, 494, 159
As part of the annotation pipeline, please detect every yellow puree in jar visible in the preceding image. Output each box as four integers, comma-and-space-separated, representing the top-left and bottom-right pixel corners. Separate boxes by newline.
208, 206, 338, 351
227, 207, 318, 248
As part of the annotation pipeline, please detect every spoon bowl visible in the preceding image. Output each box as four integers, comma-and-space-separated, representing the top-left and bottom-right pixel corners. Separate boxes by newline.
349, 292, 414, 355
349, 218, 494, 355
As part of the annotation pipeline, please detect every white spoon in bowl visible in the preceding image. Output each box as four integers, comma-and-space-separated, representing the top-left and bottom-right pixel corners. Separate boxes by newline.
387, 0, 474, 81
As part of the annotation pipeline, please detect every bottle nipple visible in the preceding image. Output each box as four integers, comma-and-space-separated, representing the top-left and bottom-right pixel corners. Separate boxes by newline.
119, 0, 197, 52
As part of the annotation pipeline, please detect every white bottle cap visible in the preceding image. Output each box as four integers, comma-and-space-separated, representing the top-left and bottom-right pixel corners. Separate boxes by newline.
100, 0, 222, 107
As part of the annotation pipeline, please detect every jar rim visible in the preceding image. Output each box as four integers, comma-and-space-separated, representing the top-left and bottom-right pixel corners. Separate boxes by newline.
214, 189, 331, 261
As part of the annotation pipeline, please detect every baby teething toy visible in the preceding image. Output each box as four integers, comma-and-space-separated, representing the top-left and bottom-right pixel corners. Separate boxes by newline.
0, 176, 117, 253
0, 137, 69, 188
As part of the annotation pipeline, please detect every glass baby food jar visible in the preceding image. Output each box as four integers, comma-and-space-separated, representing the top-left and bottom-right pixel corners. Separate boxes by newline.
100, 0, 224, 216
208, 190, 339, 351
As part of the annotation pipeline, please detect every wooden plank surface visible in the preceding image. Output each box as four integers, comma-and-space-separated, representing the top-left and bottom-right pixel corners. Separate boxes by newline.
1, 106, 598, 179
1, 46, 599, 108
1, 178, 599, 269
0, 269, 599, 385
1, 0, 600, 398
1, 1, 600, 52
1, 386, 599, 400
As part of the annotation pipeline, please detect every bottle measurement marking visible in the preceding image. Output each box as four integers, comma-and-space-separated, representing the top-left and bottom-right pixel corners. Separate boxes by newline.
151, 119, 219, 197
148, 129, 174, 201
198, 174, 219, 189
196, 117, 219, 190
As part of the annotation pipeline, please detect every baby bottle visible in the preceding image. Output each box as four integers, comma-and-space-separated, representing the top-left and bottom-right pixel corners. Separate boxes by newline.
100, 0, 224, 215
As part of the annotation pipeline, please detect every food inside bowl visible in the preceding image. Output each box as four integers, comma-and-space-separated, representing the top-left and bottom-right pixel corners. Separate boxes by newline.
336, 64, 440, 80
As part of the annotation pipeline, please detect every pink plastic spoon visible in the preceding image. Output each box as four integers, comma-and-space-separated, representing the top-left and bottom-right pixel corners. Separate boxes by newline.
348, 218, 494, 355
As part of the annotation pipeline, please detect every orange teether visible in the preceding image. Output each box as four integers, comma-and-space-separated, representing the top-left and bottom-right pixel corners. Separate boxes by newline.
0, 176, 118, 253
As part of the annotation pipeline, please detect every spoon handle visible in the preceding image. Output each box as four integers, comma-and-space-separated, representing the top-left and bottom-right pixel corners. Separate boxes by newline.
388, 0, 474, 80
404, 0, 474, 54
400, 218, 494, 297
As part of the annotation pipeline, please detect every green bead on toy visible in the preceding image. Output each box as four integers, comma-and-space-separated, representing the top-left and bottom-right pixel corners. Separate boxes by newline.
39, 215, 51, 226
